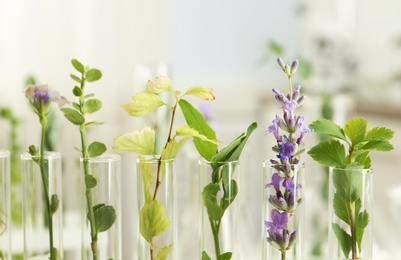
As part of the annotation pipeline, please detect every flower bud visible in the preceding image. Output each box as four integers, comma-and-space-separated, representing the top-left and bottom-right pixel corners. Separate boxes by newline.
292, 85, 301, 100
284, 64, 291, 76
277, 58, 286, 71
290, 59, 299, 76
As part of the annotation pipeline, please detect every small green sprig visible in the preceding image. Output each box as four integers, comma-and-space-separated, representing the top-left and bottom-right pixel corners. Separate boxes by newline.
113, 76, 220, 260
308, 117, 394, 259
61, 59, 115, 260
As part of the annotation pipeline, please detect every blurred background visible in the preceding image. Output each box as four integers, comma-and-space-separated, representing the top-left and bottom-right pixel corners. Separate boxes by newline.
1, 0, 400, 259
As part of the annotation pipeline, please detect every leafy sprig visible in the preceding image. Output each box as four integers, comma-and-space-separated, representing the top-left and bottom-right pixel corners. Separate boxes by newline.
61, 59, 115, 260
308, 117, 394, 259
113, 76, 219, 260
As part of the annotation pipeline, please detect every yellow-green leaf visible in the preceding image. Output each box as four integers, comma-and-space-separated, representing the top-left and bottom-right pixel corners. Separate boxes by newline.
146, 76, 173, 94
122, 92, 166, 117
176, 125, 221, 146
138, 156, 154, 203
344, 117, 368, 145
140, 200, 170, 243
113, 127, 155, 155
155, 244, 173, 260
183, 86, 215, 100
161, 137, 191, 160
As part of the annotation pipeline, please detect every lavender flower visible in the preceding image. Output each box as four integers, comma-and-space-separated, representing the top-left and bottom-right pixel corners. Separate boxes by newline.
266, 115, 281, 141
265, 209, 297, 251
25, 84, 68, 108
265, 209, 288, 234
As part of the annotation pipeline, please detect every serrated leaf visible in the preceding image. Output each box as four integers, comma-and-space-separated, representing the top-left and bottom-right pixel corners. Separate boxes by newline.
332, 168, 364, 202
50, 194, 59, 215
138, 156, 154, 203
179, 99, 218, 160
333, 192, 350, 225
85, 98, 102, 114
87, 141, 107, 157
211, 122, 257, 163
155, 244, 173, 260
176, 125, 221, 145
332, 223, 351, 259
307, 140, 347, 168
361, 140, 394, 152
202, 251, 212, 260
70, 74, 82, 83
140, 200, 170, 243
365, 127, 394, 141
354, 150, 372, 169
146, 76, 173, 94
61, 107, 85, 125
73, 86, 82, 96
345, 117, 368, 145
71, 59, 85, 73
183, 86, 215, 100
356, 210, 369, 252
309, 119, 346, 141
122, 92, 166, 117
161, 137, 191, 160
86, 68, 102, 82
85, 174, 97, 189
202, 183, 224, 221
93, 204, 116, 232
113, 127, 155, 155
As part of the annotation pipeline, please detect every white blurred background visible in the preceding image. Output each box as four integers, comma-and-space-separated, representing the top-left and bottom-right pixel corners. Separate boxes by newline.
1, 0, 401, 259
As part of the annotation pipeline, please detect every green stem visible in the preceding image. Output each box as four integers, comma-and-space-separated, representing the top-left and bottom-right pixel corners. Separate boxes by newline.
350, 202, 358, 260
288, 77, 293, 100
281, 250, 286, 260
39, 119, 55, 259
209, 218, 221, 259
79, 78, 98, 260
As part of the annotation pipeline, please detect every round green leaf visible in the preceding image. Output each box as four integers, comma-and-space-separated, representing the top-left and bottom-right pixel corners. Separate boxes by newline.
50, 194, 59, 215
93, 205, 116, 232
86, 69, 102, 82
72, 59, 85, 73
73, 86, 82, 96
84, 98, 102, 114
87, 141, 107, 157
85, 174, 97, 189
61, 108, 85, 125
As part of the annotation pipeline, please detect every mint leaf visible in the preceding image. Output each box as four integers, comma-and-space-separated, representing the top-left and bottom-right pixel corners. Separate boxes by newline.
365, 127, 394, 141
202, 183, 224, 221
344, 117, 368, 145
307, 140, 347, 168
332, 223, 351, 259
309, 119, 346, 141
179, 99, 218, 160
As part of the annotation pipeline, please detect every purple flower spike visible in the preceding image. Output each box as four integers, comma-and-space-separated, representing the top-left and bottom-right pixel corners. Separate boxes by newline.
265, 209, 288, 234
277, 136, 294, 162
284, 100, 298, 121
266, 173, 283, 192
266, 115, 281, 141
296, 116, 312, 144
283, 177, 302, 192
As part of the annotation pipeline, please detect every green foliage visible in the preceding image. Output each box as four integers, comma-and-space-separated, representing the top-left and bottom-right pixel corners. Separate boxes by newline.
309, 117, 394, 259
139, 200, 170, 243
50, 194, 59, 215
155, 244, 174, 260
202, 252, 212, 260
202, 183, 225, 221
61, 108, 85, 125
84, 98, 102, 114
93, 204, 117, 232
85, 175, 98, 189
87, 141, 107, 157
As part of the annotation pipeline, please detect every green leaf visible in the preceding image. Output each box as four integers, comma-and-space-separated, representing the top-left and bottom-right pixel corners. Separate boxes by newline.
356, 210, 369, 252
113, 127, 155, 155
218, 252, 232, 260
202, 251, 212, 260
73, 86, 82, 96
345, 117, 368, 145
365, 127, 394, 141
138, 156, 154, 203
155, 244, 174, 260
52, 247, 62, 260
176, 125, 221, 145
332, 223, 351, 259
202, 183, 224, 221
70, 74, 81, 83
161, 137, 191, 160
146, 76, 173, 94
84, 98, 102, 114
354, 150, 372, 169
61, 107, 85, 125
221, 177, 238, 211
179, 99, 218, 160
140, 200, 170, 243
85, 121, 105, 127
211, 122, 257, 163
333, 192, 351, 225
50, 194, 59, 215
72, 102, 80, 110
71, 59, 85, 73
122, 92, 166, 117
183, 86, 215, 100
307, 140, 347, 168
93, 204, 116, 232
361, 141, 394, 152
86, 68, 102, 82
332, 168, 364, 202
87, 141, 107, 157
85, 174, 97, 189
309, 119, 346, 141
